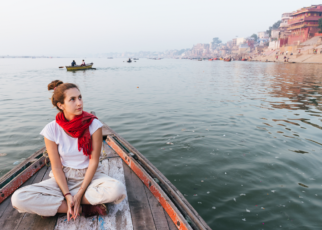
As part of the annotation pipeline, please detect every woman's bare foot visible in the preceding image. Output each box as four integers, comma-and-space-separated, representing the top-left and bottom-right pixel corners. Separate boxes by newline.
81, 204, 108, 217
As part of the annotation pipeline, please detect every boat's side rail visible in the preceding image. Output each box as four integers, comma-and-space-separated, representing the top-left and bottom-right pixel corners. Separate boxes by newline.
65, 63, 93, 68
102, 123, 211, 230
0, 147, 46, 204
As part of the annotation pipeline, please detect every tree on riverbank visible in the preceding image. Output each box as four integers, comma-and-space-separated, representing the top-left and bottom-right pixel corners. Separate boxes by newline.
266, 20, 281, 37
211, 37, 222, 48
251, 34, 258, 41
319, 18, 322, 33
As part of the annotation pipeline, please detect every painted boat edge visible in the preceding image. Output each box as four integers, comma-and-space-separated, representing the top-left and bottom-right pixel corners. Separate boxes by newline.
65, 64, 93, 71
101, 122, 211, 230
0, 147, 46, 203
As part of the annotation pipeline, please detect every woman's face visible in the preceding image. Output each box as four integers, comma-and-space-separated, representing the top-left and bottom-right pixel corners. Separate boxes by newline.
58, 88, 83, 116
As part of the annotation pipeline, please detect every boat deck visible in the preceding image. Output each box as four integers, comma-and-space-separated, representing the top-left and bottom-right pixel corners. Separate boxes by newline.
0, 142, 177, 230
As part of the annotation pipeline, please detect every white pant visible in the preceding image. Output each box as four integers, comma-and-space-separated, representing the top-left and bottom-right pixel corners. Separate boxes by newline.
11, 164, 126, 216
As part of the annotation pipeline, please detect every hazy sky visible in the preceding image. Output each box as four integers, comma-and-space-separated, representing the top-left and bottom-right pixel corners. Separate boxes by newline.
1, 0, 320, 56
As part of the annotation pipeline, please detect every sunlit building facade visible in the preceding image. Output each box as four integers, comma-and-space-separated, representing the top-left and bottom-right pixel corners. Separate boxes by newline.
288, 5, 322, 45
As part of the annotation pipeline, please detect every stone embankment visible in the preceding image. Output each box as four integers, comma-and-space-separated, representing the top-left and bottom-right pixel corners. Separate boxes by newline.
252, 36, 322, 64
252, 53, 322, 64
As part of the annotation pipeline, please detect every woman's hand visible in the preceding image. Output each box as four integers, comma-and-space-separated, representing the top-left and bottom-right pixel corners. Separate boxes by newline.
65, 195, 75, 221
72, 191, 83, 220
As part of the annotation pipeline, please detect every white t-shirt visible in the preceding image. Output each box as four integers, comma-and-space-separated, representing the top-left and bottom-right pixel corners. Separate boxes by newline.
40, 119, 103, 169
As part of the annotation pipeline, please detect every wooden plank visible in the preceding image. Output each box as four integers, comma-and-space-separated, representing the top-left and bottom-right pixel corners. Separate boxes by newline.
102, 123, 114, 136
27, 216, 57, 230
100, 141, 119, 161
55, 216, 98, 230
100, 158, 109, 173
97, 158, 133, 230
42, 166, 52, 181
123, 161, 156, 230
106, 136, 191, 230
164, 210, 178, 230
55, 215, 81, 230
31, 164, 48, 183
144, 185, 169, 230
0, 169, 43, 230
54, 197, 100, 230
15, 166, 56, 230
79, 216, 98, 230
0, 195, 11, 218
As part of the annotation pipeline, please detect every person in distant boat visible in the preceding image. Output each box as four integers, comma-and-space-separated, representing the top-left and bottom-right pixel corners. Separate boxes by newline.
71, 60, 76, 66
80, 60, 86, 66
11, 80, 126, 220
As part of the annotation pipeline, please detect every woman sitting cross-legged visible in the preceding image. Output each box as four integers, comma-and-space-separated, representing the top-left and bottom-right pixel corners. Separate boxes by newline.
11, 80, 126, 221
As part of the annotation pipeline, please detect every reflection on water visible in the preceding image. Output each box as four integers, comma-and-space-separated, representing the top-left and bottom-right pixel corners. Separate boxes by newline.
0, 59, 322, 229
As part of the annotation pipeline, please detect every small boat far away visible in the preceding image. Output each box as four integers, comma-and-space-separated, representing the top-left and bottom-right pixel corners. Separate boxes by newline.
127, 58, 132, 63
224, 58, 231, 62
65, 63, 94, 71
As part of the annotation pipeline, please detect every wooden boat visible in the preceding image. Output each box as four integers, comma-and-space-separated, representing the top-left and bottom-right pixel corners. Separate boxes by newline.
66, 63, 93, 71
0, 112, 211, 230
241, 59, 247, 61
224, 58, 231, 62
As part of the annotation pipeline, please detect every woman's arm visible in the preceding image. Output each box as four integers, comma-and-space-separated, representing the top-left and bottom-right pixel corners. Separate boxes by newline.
73, 127, 102, 217
44, 137, 75, 220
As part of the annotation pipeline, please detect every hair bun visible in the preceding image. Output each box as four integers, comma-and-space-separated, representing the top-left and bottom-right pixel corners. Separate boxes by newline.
48, 80, 64, 91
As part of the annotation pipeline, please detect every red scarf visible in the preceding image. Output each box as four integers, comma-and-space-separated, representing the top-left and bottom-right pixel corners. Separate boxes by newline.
56, 111, 97, 159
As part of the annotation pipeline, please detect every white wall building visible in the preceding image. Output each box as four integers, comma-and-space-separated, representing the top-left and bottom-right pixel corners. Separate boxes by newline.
258, 31, 269, 39
236, 37, 246, 46
268, 40, 280, 49
271, 29, 280, 39
279, 13, 292, 29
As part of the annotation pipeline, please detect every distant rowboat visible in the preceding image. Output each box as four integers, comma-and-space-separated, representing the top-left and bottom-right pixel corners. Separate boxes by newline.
66, 63, 94, 71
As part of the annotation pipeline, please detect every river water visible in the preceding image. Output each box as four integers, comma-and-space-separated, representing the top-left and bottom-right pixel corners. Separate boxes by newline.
0, 58, 322, 229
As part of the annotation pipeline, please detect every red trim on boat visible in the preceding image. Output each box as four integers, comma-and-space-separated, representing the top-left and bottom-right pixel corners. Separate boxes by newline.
107, 138, 190, 230
0, 158, 45, 203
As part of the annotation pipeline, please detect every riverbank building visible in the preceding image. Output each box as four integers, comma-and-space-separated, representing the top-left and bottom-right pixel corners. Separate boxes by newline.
288, 5, 322, 45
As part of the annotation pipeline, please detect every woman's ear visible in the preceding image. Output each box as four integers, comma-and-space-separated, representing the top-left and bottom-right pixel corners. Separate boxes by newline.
57, 102, 64, 111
